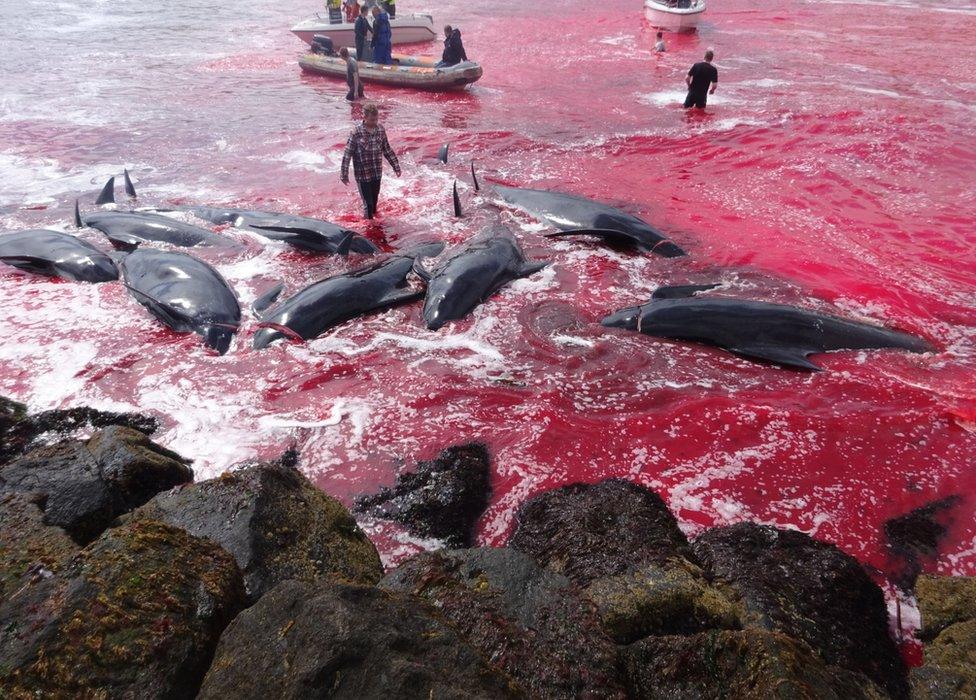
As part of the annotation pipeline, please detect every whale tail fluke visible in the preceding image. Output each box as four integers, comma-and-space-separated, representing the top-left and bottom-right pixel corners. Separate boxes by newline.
73, 199, 83, 228
471, 161, 480, 192
123, 169, 137, 198
438, 143, 449, 164
453, 181, 462, 217
95, 177, 115, 205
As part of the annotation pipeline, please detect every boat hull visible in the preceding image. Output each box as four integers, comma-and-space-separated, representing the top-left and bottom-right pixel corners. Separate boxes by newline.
299, 53, 482, 91
291, 14, 437, 47
643, 1, 706, 32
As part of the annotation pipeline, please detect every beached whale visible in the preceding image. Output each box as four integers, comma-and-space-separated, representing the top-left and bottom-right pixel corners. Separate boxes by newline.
119, 249, 241, 354
602, 291, 933, 370
415, 231, 548, 330
252, 243, 444, 349
0, 230, 118, 282
148, 206, 379, 255
75, 202, 229, 251
493, 184, 686, 257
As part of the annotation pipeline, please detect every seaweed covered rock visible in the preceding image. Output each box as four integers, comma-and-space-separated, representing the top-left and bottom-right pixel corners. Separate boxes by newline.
0, 492, 78, 601
198, 580, 521, 699
692, 523, 907, 698
355, 442, 491, 547
911, 574, 976, 699
509, 479, 734, 643
381, 547, 624, 697
0, 519, 246, 698
130, 453, 382, 600
0, 395, 158, 465
508, 478, 693, 583
0, 425, 192, 543
623, 629, 886, 699
915, 574, 976, 640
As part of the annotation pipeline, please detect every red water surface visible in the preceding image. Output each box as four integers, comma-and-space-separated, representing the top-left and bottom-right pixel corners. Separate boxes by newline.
1, 0, 975, 623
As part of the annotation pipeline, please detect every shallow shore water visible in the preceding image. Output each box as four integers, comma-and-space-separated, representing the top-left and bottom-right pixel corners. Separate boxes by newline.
1, 0, 974, 589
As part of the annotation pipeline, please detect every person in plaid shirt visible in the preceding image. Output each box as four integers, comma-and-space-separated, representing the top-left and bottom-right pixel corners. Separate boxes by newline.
340, 103, 402, 220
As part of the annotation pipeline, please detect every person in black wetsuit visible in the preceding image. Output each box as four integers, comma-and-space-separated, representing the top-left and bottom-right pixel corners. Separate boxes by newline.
684, 49, 718, 109
435, 25, 467, 68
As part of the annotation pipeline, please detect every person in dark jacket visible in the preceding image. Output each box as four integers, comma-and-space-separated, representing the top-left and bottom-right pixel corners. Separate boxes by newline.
436, 25, 467, 68
354, 3, 372, 61
340, 47, 364, 101
370, 5, 393, 65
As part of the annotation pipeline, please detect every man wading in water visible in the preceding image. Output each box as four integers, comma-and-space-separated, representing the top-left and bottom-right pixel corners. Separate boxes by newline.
684, 48, 718, 109
340, 103, 401, 220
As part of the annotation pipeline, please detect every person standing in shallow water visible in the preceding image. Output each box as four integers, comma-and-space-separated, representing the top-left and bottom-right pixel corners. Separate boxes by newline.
654, 31, 666, 52
340, 47, 364, 101
684, 48, 718, 109
340, 103, 401, 220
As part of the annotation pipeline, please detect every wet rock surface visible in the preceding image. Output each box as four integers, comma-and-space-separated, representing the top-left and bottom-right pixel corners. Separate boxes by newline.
623, 629, 886, 699
0, 425, 192, 543
0, 518, 246, 699
0, 492, 78, 601
381, 546, 624, 697
692, 522, 907, 698
130, 452, 383, 600
355, 442, 491, 547
0, 395, 159, 465
912, 574, 976, 699
508, 478, 694, 584
198, 580, 521, 700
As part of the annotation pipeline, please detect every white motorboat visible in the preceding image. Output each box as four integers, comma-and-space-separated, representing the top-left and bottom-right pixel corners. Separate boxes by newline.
643, 0, 706, 32
291, 13, 437, 47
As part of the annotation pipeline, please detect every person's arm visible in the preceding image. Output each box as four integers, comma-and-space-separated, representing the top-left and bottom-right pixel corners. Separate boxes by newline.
381, 128, 401, 176
340, 131, 356, 184
710, 70, 718, 94
686, 72, 693, 88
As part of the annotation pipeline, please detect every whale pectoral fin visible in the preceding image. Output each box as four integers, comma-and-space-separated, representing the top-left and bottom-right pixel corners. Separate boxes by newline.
335, 231, 355, 256
731, 344, 823, 371
0, 255, 53, 274
544, 228, 635, 244
377, 287, 425, 307
651, 283, 720, 300
123, 169, 137, 198
412, 256, 433, 282
519, 261, 548, 277
95, 176, 116, 205
252, 282, 285, 318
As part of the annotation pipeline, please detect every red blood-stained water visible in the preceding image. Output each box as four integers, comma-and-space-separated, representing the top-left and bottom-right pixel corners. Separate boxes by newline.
1, 0, 975, 630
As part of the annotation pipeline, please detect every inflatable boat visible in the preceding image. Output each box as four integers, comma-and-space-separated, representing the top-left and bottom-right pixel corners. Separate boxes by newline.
299, 53, 483, 91
291, 13, 436, 47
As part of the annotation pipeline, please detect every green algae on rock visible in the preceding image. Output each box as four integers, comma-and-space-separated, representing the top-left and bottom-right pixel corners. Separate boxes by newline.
129, 451, 382, 600
912, 574, 976, 699
0, 492, 78, 602
199, 580, 522, 699
0, 518, 246, 699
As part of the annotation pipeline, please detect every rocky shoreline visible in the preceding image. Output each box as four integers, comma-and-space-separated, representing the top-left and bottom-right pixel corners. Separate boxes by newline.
1, 396, 972, 698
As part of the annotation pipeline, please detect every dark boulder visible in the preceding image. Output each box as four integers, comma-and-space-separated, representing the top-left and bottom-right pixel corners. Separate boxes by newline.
355, 442, 491, 547
0, 425, 192, 543
884, 496, 962, 590
381, 547, 624, 697
0, 518, 246, 698
198, 580, 522, 699
692, 522, 907, 698
507, 479, 733, 643
129, 453, 383, 600
623, 629, 886, 699
0, 492, 78, 601
508, 478, 694, 584
0, 395, 158, 465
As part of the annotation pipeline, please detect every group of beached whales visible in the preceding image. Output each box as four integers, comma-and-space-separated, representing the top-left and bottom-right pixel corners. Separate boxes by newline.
0, 166, 933, 369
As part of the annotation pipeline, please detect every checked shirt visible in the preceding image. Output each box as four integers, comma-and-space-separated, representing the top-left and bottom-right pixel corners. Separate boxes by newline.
341, 124, 400, 183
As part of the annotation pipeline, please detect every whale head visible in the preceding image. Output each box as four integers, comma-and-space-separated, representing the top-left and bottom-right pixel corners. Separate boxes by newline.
600, 305, 642, 331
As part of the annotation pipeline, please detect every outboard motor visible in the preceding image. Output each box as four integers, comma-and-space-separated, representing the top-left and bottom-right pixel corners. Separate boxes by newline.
310, 34, 337, 56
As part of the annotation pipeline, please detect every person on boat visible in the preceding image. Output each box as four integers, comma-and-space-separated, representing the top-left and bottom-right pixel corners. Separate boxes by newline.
654, 31, 666, 52
383, 0, 396, 18
340, 103, 401, 220
684, 48, 718, 109
343, 0, 360, 23
354, 2, 372, 61
435, 26, 467, 68
370, 5, 393, 65
340, 47, 365, 101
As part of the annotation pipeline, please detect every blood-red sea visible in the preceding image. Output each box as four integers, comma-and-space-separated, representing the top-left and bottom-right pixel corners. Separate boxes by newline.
1, 0, 974, 652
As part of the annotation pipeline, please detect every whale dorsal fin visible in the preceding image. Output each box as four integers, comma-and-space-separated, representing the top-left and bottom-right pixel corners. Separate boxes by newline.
95, 176, 115, 205
123, 169, 137, 198
453, 181, 462, 218
471, 161, 480, 192
730, 344, 823, 371
74, 199, 83, 228
438, 143, 449, 164
252, 282, 284, 318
